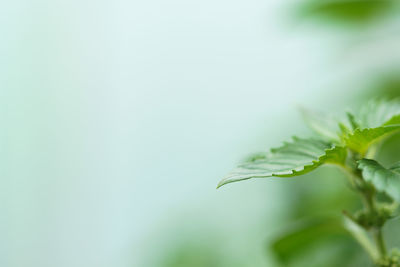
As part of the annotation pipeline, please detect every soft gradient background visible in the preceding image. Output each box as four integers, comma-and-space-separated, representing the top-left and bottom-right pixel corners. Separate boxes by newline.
2, 0, 400, 266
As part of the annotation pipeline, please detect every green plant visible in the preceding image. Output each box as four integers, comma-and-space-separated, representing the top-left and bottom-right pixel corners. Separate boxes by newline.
218, 99, 400, 266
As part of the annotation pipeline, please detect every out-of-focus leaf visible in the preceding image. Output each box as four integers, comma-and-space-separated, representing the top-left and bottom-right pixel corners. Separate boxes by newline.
271, 217, 353, 265
357, 99, 400, 128
217, 137, 346, 188
297, 0, 394, 25
160, 241, 244, 267
300, 107, 341, 142
374, 132, 400, 167
358, 158, 400, 201
342, 99, 400, 155
383, 114, 400, 126
367, 76, 400, 99
346, 112, 361, 130
343, 125, 400, 156
286, 167, 360, 220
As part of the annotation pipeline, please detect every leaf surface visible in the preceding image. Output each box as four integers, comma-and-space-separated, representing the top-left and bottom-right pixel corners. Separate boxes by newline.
271, 217, 350, 265
383, 114, 400, 126
358, 159, 400, 201
297, 0, 393, 25
344, 125, 400, 155
358, 99, 400, 128
300, 107, 340, 142
217, 137, 346, 188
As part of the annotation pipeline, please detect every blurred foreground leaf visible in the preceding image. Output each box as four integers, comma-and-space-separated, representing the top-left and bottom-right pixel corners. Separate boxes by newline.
369, 76, 400, 99
160, 242, 243, 267
271, 216, 359, 266
297, 0, 394, 25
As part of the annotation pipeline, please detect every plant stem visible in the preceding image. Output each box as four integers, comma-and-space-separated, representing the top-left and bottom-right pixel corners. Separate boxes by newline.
362, 192, 374, 212
344, 215, 379, 262
342, 160, 389, 263
373, 228, 387, 258
357, 172, 387, 261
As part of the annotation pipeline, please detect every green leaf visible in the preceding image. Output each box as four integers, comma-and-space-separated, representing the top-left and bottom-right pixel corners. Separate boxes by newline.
217, 137, 346, 188
300, 107, 340, 142
297, 0, 393, 25
383, 114, 400, 126
346, 112, 360, 131
271, 217, 353, 265
358, 159, 400, 202
358, 99, 400, 128
343, 125, 400, 156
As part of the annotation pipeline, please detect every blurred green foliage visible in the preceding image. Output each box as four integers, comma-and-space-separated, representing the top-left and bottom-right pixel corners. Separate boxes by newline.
364, 74, 400, 100
297, 0, 395, 26
268, 167, 364, 266
271, 216, 357, 266
161, 244, 223, 267
157, 241, 245, 267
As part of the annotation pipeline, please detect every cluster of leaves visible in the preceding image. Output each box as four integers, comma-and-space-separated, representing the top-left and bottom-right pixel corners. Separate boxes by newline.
218, 99, 400, 199
218, 99, 400, 265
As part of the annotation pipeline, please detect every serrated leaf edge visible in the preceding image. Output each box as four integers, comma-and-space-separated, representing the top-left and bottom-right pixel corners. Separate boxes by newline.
217, 145, 346, 188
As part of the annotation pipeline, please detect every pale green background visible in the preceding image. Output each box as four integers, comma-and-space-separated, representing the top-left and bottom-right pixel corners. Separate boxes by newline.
1, 0, 398, 266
